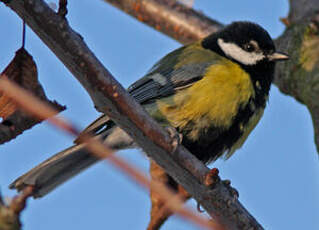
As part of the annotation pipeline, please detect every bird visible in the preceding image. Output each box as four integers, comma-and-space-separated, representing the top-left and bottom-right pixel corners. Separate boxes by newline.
10, 21, 289, 199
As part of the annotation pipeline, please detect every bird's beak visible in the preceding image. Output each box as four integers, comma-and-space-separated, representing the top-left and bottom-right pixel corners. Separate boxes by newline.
268, 52, 289, 61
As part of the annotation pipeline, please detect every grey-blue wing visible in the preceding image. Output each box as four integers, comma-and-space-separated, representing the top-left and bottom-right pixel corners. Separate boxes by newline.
128, 46, 217, 104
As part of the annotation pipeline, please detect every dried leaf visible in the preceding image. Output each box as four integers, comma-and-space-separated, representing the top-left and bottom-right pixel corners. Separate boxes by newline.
0, 48, 65, 144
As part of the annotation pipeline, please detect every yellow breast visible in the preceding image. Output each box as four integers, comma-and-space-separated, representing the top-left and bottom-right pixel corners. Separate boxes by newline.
152, 59, 255, 140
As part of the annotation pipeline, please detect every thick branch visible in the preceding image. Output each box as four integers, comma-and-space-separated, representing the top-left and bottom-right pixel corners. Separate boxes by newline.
275, 1, 319, 150
2, 0, 262, 229
104, 0, 222, 44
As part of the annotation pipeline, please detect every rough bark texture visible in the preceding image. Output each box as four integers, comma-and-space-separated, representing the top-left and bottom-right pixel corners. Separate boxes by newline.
275, 1, 319, 151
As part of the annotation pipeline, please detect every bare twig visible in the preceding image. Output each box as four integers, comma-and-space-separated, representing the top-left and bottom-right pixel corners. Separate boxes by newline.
1, 0, 263, 229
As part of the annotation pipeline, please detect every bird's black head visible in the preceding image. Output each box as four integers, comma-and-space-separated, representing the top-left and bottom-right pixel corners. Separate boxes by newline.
202, 21, 289, 66
202, 21, 289, 105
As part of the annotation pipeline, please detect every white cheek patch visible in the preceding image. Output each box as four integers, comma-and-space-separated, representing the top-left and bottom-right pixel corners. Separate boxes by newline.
217, 38, 265, 65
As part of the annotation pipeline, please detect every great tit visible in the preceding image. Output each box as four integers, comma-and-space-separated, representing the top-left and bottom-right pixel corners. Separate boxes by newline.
10, 21, 289, 197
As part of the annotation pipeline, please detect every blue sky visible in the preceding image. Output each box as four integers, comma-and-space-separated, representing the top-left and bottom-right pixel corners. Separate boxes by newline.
0, 0, 318, 229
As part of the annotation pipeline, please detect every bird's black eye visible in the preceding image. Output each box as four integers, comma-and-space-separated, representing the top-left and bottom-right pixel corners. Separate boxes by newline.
243, 43, 255, 52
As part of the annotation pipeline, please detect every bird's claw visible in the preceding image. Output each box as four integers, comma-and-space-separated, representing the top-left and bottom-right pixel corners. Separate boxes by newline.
165, 127, 182, 153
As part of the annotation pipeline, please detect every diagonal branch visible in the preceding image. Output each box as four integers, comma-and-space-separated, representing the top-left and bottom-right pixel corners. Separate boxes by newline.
2, 0, 263, 229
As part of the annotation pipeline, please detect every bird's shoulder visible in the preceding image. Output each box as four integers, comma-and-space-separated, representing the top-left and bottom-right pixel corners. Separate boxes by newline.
128, 41, 223, 104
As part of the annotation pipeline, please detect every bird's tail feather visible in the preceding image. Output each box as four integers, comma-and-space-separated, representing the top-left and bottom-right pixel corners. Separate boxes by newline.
10, 143, 99, 198
10, 125, 134, 198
